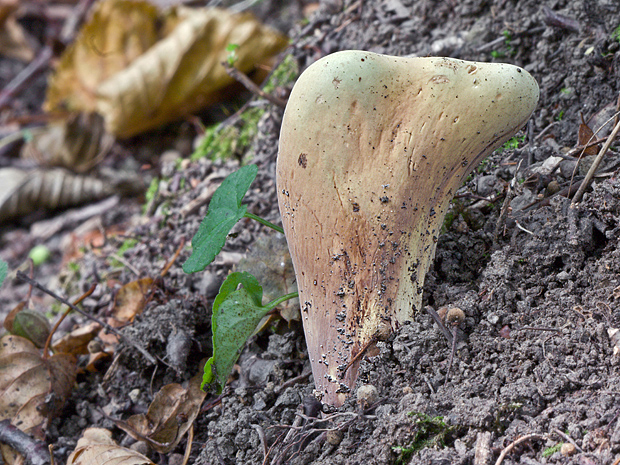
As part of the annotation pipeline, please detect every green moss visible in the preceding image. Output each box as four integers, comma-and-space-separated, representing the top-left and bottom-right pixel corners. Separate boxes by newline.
613, 25, 620, 43
191, 55, 299, 162
142, 177, 160, 214
263, 54, 299, 94
542, 443, 563, 458
391, 413, 456, 463
109, 238, 139, 268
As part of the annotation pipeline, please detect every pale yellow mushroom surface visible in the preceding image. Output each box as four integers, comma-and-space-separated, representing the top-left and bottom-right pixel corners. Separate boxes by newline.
277, 51, 539, 405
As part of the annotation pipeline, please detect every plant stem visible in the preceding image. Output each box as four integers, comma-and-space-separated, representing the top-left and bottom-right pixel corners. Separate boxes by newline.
265, 292, 299, 311
244, 212, 284, 234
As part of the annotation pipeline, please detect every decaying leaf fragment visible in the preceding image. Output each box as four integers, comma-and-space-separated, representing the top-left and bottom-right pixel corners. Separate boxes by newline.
114, 376, 206, 453
0, 167, 115, 223
0, 335, 77, 464
0, 0, 35, 62
21, 113, 115, 173
45, 0, 288, 138
237, 234, 299, 323
67, 428, 154, 465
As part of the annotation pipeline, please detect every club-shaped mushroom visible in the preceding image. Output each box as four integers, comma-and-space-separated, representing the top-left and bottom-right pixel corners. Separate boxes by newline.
277, 51, 539, 406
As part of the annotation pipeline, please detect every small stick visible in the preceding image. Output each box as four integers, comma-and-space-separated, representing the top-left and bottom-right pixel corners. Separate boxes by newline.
181, 424, 193, 465
274, 369, 312, 394
424, 305, 453, 344
339, 334, 378, 378
494, 159, 522, 242
515, 220, 535, 235
474, 431, 493, 465
518, 326, 561, 332
160, 238, 185, 277
43, 284, 96, 358
444, 324, 459, 387
571, 117, 620, 205
15, 272, 157, 365
553, 428, 584, 453
223, 63, 287, 108
494, 433, 546, 465
0, 420, 51, 465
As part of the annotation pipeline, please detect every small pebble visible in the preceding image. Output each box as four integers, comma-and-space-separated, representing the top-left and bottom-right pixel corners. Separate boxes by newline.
561, 442, 576, 456
326, 429, 344, 445
356, 384, 378, 408
128, 389, 141, 404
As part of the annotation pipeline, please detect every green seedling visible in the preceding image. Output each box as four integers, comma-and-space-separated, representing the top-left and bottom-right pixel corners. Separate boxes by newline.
226, 43, 240, 66
490, 30, 515, 59
499, 134, 526, 153
613, 25, 620, 43
203, 271, 297, 392
142, 177, 160, 214
183, 164, 283, 274
183, 164, 297, 391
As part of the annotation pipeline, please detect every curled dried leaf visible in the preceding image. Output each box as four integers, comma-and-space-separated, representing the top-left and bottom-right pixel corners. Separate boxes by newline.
21, 113, 115, 173
0, 167, 115, 223
45, 0, 288, 138
67, 428, 155, 465
0, 335, 76, 464
114, 376, 206, 453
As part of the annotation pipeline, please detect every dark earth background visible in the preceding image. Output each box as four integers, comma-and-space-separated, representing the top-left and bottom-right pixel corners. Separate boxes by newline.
3, 0, 620, 464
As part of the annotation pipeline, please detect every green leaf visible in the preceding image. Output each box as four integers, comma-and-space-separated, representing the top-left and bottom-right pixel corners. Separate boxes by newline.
0, 259, 7, 286
203, 272, 269, 392
183, 165, 258, 273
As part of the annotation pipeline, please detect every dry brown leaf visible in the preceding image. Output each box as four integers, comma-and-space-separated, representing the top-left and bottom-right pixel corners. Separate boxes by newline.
21, 113, 115, 172
52, 321, 102, 355
45, 0, 160, 113
67, 427, 155, 465
0, 335, 77, 465
578, 114, 599, 156
44, 0, 288, 138
114, 376, 206, 453
0, 167, 115, 223
0, 0, 35, 62
112, 277, 154, 323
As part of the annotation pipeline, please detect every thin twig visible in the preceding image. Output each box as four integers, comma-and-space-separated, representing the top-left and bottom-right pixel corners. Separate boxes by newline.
252, 424, 268, 459
553, 428, 584, 453
515, 220, 535, 235
495, 433, 546, 465
0, 420, 51, 465
43, 284, 96, 358
339, 334, 378, 379
425, 305, 453, 344
274, 370, 312, 394
223, 63, 287, 108
494, 159, 522, 243
15, 272, 157, 365
444, 325, 459, 387
571, 117, 620, 205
